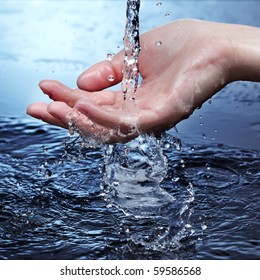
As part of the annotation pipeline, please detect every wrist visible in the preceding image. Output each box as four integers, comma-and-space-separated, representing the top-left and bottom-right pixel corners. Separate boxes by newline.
228, 24, 260, 82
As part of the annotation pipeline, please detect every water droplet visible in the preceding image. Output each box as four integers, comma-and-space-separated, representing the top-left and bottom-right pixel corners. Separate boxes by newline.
173, 138, 182, 151
205, 163, 211, 170
208, 99, 212, 104
202, 134, 207, 140
201, 224, 207, 230
68, 128, 74, 136
214, 129, 218, 133
107, 53, 114, 61
164, 143, 170, 149
172, 177, 180, 182
155, 40, 163, 46
43, 146, 48, 152
107, 75, 115, 82
112, 181, 119, 187
191, 146, 195, 152
165, 13, 170, 17
36, 168, 42, 174
44, 169, 52, 179
156, 2, 162, 6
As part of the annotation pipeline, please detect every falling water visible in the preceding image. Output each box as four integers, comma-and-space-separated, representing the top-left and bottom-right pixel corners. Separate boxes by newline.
100, 0, 196, 250
64, 0, 196, 251
121, 0, 141, 101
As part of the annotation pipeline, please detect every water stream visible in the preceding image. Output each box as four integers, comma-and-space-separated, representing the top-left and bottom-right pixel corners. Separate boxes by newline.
121, 0, 141, 101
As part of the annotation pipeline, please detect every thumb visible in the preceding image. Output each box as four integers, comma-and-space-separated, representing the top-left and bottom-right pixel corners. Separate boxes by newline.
77, 50, 124, 92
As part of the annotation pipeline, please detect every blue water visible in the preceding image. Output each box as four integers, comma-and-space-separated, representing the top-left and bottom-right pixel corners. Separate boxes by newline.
0, 1, 259, 259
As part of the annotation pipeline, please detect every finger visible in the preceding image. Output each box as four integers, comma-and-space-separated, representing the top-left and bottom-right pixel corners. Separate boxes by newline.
75, 90, 118, 107
71, 106, 138, 144
47, 101, 73, 127
26, 102, 67, 128
75, 100, 122, 128
75, 99, 139, 137
39, 80, 85, 107
77, 51, 124, 91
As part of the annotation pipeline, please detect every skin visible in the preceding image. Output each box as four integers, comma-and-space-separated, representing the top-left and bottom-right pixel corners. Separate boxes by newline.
27, 19, 260, 143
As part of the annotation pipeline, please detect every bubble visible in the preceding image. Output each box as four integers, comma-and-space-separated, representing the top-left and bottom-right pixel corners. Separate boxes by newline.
107, 75, 115, 82
155, 40, 163, 46
205, 163, 211, 170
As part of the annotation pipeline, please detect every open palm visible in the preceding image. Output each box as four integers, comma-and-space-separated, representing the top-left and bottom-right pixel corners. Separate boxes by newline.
27, 19, 237, 142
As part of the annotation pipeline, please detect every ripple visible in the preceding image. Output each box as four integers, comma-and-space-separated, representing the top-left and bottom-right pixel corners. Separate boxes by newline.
185, 164, 240, 189
0, 116, 259, 259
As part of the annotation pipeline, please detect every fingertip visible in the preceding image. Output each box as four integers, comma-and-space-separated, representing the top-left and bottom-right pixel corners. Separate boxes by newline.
77, 52, 124, 91
38, 80, 52, 94
26, 102, 46, 118
26, 103, 34, 116
38, 80, 71, 95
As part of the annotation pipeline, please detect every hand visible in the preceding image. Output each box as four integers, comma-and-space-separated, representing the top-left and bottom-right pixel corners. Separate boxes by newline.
27, 19, 260, 143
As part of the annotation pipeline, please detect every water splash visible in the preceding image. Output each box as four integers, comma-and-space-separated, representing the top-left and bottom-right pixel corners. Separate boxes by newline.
101, 134, 170, 218
64, 0, 197, 251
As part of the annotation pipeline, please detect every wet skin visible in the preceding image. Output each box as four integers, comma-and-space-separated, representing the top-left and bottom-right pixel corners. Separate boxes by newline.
27, 19, 260, 143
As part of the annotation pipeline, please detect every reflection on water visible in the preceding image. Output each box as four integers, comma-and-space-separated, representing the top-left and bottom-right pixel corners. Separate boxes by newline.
0, 117, 259, 259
